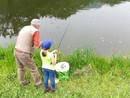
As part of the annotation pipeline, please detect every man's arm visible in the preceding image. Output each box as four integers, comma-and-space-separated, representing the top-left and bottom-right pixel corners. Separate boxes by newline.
33, 31, 42, 49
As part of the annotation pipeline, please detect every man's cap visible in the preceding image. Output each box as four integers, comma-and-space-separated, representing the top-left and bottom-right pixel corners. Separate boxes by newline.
31, 19, 40, 25
41, 40, 53, 50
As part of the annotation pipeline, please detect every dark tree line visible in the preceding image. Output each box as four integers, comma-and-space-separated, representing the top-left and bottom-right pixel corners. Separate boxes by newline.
0, 0, 128, 38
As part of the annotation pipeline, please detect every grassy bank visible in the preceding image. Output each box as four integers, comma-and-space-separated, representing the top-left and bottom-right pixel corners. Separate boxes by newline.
0, 44, 130, 98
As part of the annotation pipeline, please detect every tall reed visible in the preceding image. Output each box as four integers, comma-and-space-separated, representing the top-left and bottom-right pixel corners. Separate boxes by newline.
0, 44, 16, 73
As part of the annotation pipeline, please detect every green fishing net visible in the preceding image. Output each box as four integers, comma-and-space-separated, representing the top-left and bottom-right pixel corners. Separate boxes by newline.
56, 70, 69, 81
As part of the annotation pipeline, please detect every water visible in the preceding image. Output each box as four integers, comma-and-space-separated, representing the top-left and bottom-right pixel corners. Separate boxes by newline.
0, 0, 130, 56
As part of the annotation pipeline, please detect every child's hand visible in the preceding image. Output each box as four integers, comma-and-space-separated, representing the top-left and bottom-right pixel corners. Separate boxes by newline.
53, 49, 58, 54
58, 52, 61, 55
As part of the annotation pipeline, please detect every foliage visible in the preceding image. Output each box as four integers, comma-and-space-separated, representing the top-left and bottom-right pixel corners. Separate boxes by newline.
0, 45, 130, 98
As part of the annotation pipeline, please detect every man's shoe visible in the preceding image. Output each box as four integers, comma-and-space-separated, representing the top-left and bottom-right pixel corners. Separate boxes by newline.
35, 82, 43, 88
21, 81, 30, 86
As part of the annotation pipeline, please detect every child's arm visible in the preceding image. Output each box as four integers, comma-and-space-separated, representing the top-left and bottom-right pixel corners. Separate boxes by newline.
50, 50, 58, 65
50, 54, 57, 65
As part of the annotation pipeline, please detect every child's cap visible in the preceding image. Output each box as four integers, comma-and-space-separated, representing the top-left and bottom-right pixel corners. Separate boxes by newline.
41, 40, 53, 50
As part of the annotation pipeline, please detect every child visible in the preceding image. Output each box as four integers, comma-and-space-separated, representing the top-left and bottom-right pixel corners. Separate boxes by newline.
40, 40, 58, 93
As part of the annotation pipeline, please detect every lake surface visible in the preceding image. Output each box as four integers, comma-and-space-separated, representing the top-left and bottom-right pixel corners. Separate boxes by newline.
0, 0, 130, 56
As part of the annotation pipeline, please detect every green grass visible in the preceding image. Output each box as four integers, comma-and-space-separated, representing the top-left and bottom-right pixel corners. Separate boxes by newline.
0, 45, 130, 98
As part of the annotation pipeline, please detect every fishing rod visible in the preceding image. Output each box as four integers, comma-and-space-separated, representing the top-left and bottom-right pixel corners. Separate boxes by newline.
57, 21, 71, 49
34, 22, 71, 59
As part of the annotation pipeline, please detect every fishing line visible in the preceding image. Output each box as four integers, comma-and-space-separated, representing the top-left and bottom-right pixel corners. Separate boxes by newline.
57, 21, 71, 49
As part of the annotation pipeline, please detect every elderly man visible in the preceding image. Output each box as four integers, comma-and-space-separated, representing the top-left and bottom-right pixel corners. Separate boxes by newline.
14, 19, 43, 87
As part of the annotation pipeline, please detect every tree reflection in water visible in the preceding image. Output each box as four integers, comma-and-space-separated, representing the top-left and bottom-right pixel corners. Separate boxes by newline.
0, 0, 128, 37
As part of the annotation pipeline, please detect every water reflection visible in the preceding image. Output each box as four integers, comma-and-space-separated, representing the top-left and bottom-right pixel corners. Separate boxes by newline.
39, 2, 130, 56
0, 0, 129, 37
0, 0, 130, 56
